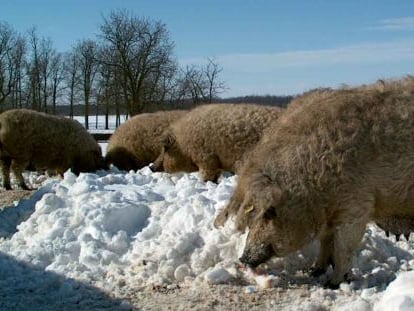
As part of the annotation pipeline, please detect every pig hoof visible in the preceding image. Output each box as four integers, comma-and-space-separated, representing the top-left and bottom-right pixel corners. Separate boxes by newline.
324, 280, 340, 290
20, 183, 31, 191
309, 267, 327, 278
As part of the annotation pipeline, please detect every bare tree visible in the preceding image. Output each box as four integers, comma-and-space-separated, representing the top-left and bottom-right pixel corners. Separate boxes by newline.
49, 52, 64, 114
204, 58, 227, 103
38, 38, 54, 112
153, 63, 178, 106
10, 35, 27, 109
141, 57, 177, 109
176, 65, 207, 105
27, 28, 55, 112
96, 48, 113, 129
99, 10, 175, 115
27, 28, 42, 110
97, 46, 127, 128
63, 50, 80, 118
0, 22, 26, 110
174, 59, 226, 106
75, 39, 99, 129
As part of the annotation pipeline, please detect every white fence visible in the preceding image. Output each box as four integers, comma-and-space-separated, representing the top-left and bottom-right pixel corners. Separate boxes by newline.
72, 115, 128, 131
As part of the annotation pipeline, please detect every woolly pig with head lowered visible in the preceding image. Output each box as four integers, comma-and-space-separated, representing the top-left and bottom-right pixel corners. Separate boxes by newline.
105, 110, 187, 171
215, 78, 414, 288
151, 103, 283, 182
0, 109, 104, 190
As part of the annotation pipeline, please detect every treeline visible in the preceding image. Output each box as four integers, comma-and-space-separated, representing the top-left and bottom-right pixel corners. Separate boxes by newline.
220, 95, 293, 108
0, 10, 232, 128
0, 9, 291, 129
53, 94, 293, 118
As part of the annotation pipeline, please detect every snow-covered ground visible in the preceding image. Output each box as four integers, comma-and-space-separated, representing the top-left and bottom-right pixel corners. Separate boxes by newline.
0, 166, 414, 310
99, 142, 108, 156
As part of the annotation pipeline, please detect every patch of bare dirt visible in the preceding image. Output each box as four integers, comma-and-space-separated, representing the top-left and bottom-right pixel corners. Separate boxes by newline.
121, 284, 313, 311
0, 189, 34, 210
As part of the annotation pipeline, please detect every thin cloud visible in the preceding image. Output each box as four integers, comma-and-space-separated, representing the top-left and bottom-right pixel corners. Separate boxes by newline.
369, 17, 414, 31
182, 40, 414, 73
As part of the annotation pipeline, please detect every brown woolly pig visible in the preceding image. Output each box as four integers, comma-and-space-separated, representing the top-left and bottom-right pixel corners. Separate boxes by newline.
289, 78, 414, 241
105, 110, 187, 171
151, 104, 283, 182
215, 78, 414, 288
286, 76, 414, 113
286, 78, 414, 242
0, 109, 104, 190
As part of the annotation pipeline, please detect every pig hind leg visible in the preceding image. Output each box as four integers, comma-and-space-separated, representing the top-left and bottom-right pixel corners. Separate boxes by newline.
0, 156, 12, 190
312, 229, 335, 277
320, 190, 374, 288
328, 221, 366, 288
11, 159, 31, 190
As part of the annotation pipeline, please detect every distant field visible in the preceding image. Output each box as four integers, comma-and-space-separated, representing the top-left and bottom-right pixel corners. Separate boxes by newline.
71, 115, 123, 154
72, 115, 128, 131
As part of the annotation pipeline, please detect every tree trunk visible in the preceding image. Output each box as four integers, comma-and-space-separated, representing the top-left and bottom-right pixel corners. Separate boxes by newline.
84, 93, 89, 129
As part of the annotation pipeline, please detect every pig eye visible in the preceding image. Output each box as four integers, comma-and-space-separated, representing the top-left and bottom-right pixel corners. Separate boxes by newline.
264, 207, 276, 221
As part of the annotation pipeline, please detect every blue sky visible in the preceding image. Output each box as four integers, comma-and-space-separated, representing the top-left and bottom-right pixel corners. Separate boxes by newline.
3, 0, 414, 97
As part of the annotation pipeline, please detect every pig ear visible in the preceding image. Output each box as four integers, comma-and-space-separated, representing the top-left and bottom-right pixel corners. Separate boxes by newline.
262, 187, 282, 220
243, 183, 282, 215
244, 205, 255, 214
267, 183, 282, 204
271, 186, 282, 205
250, 172, 283, 203
259, 174, 283, 204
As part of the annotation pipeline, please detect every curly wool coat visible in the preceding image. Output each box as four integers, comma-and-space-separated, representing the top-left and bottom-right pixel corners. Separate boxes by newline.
105, 110, 187, 171
215, 77, 414, 286
0, 109, 103, 189
152, 103, 283, 182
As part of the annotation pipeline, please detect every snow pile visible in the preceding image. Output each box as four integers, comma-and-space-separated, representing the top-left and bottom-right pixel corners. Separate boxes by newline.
0, 167, 414, 310
375, 271, 414, 311
0, 169, 244, 290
